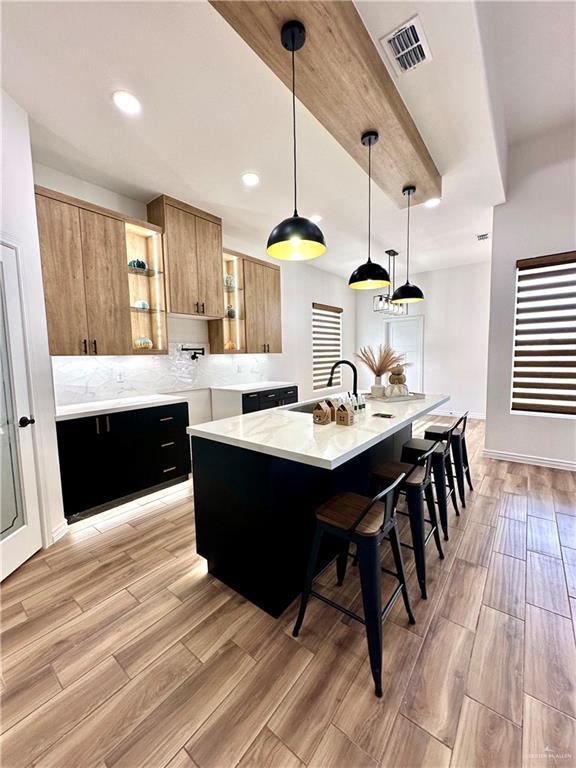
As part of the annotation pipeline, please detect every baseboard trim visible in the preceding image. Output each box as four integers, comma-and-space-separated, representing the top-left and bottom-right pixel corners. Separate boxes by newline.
51, 521, 68, 543
432, 408, 486, 420
483, 448, 576, 472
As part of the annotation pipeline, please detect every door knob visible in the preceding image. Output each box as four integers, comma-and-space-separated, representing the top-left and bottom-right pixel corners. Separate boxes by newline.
18, 416, 36, 428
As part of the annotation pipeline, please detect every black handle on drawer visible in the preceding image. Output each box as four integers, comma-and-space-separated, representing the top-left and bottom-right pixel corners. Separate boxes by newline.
82, 339, 88, 355
201, 302, 205, 314
92, 339, 98, 354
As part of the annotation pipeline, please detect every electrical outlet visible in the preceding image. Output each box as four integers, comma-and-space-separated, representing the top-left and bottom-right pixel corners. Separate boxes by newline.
115, 369, 125, 383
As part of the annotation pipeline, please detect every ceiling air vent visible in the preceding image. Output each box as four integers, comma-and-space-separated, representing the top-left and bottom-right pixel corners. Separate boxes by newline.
380, 16, 432, 76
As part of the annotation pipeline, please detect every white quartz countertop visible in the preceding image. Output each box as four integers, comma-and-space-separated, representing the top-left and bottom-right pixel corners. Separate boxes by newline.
187, 393, 450, 469
211, 381, 298, 393
55, 393, 189, 421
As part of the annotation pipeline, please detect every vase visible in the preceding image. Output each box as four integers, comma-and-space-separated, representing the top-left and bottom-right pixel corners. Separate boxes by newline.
371, 374, 385, 397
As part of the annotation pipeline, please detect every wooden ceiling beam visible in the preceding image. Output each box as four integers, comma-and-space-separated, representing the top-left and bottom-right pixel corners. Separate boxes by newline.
210, 0, 441, 207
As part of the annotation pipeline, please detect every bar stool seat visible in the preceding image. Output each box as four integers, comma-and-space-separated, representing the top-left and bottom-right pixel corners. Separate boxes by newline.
402, 438, 446, 456
368, 462, 426, 487
424, 426, 462, 439
316, 492, 386, 535
293, 475, 414, 698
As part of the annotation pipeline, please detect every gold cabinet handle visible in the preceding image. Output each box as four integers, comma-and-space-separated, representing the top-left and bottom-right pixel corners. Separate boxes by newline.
95, 417, 100, 435
162, 466, 177, 473
106, 415, 110, 432
160, 416, 174, 422
161, 441, 175, 448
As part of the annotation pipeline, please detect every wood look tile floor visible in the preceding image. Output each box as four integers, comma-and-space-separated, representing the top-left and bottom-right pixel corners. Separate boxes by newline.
2, 418, 576, 768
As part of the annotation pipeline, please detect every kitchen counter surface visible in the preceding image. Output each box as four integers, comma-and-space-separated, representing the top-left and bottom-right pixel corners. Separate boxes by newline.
211, 381, 298, 393
55, 393, 190, 421
188, 393, 449, 470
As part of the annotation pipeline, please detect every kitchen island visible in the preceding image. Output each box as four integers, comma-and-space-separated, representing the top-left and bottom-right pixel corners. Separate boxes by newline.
187, 393, 449, 616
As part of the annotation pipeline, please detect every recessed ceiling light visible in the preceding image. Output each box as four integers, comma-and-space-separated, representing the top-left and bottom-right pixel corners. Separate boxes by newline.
242, 173, 260, 187
112, 90, 142, 116
310, 214, 323, 224
424, 197, 441, 208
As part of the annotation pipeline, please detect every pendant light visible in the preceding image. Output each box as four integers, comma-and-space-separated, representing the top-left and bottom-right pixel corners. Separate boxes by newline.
267, 21, 326, 261
391, 185, 424, 304
348, 131, 390, 290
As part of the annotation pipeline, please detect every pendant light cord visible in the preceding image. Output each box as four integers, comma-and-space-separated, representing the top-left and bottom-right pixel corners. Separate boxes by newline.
406, 189, 411, 281
367, 141, 372, 263
291, 43, 298, 217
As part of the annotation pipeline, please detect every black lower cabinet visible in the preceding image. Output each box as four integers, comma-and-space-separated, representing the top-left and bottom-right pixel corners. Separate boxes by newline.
56, 402, 191, 521
242, 386, 298, 414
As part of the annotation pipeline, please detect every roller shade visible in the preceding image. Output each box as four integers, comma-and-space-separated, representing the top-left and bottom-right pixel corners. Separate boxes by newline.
511, 251, 576, 416
312, 303, 343, 391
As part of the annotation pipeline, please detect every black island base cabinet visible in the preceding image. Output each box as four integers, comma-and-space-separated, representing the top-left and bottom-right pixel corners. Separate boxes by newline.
56, 402, 191, 521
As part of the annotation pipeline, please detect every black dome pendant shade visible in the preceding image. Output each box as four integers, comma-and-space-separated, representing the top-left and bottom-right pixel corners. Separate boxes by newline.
349, 131, 390, 290
267, 21, 326, 261
391, 185, 425, 304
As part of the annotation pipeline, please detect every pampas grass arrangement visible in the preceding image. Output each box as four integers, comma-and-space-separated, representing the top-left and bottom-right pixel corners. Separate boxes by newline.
356, 345, 404, 379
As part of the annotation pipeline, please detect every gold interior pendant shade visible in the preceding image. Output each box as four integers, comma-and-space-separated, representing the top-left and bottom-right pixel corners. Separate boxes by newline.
391, 185, 424, 304
266, 20, 326, 262
348, 131, 390, 290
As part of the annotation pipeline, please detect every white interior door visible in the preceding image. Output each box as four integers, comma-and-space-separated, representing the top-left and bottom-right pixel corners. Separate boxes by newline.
1, 243, 42, 579
385, 316, 424, 392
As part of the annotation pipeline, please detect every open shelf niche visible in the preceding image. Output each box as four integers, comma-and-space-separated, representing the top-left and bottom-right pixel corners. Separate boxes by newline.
208, 251, 246, 354
126, 222, 168, 354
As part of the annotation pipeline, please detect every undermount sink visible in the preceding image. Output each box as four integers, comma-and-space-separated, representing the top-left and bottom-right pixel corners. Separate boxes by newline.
286, 399, 324, 414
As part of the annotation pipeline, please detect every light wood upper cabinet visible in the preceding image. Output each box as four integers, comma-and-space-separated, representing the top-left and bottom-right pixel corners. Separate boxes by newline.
36, 195, 90, 355
147, 195, 224, 318
263, 265, 282, 353
163, 204, 198, 315
79, 210, 132, 356
209, 252, 282, 355
245, 260, 282, 354
196, 217, 224, 317
35, 187, 166, 357
244, 259, 267, 354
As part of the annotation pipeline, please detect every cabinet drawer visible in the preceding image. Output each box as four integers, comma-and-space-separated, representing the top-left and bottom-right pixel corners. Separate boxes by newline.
278, 387, 298, 400
140, 403, 189, 435
259, 390, 279, 407
242, 392, 260, 413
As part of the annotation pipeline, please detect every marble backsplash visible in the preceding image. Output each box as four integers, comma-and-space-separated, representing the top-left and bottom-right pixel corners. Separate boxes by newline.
52, 343, 273, 405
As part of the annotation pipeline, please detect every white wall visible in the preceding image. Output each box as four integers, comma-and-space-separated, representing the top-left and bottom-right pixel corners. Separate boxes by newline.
356, 261, 491, 418
485, 123, 576, 467
33, 163, 147, 220
1, 93, 66, 542
37, 165, 356, 408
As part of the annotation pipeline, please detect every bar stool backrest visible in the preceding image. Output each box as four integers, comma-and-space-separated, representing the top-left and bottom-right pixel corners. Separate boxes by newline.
444, 411, 469, 451
411, 440, 440, 485
349, 473, 405, 535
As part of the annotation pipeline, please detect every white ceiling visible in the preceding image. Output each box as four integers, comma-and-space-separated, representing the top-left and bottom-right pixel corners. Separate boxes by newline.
2, 0, 561, 280
475, 0, 576, 145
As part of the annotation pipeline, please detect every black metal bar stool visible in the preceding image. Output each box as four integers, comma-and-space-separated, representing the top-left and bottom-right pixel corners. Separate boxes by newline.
401, 423, 462, 541
424, 412, 473, 508
371, 442, 444, 601
293, 474, 414, 698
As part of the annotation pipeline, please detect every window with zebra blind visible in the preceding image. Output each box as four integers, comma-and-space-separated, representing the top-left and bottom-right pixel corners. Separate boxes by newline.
312, 303, 343, 391
511, 251, 576, 417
